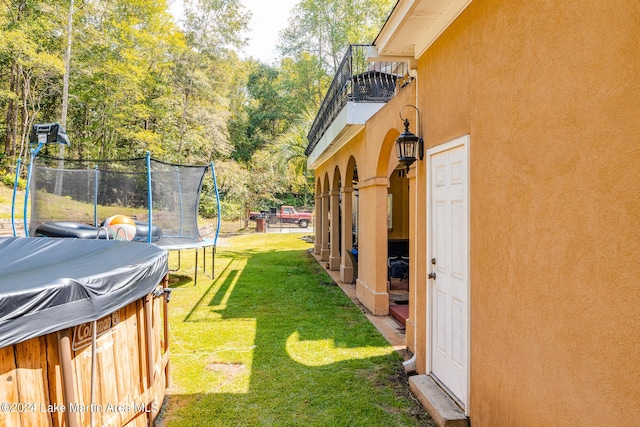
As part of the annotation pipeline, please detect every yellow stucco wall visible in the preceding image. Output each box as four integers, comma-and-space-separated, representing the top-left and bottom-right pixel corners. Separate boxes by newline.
388, 170, 409, 240
311, 1, 638, 423
410, 0, 640, 424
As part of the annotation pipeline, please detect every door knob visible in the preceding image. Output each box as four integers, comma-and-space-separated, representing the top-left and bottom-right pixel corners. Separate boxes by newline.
428, 258, 436, 279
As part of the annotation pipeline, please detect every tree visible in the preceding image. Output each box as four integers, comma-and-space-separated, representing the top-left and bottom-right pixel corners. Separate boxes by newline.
279, 0, 395, 73
0, 0, 393, 222
231, 62, 285, 162
172, 0, 250, 162
0, 0, 67, 166
268, 106, 316, 206
66, 0, 185, 159
278, 54, 331, 117
258, 0, 395, 209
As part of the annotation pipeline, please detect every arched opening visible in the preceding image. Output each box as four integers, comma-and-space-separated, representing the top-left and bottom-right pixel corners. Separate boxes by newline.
314, 177, 323, 255
321, 173, 331, 261
340, 157, 358, 284
328, 166, 342, 270
378, 129, 410, 322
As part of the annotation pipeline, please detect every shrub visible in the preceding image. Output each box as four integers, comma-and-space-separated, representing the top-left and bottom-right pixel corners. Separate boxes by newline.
0, 171, 26, 190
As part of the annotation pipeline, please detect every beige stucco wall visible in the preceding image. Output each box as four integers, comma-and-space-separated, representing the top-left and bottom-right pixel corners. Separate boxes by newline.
388, 171, 409, 240
409, 0, 640, 425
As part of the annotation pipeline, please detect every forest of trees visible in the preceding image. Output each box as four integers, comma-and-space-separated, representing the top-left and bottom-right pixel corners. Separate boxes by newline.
0, 0, 394, 220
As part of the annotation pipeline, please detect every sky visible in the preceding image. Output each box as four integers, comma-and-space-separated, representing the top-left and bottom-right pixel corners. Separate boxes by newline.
169, 0, 299, 64
241, 0, 298, 63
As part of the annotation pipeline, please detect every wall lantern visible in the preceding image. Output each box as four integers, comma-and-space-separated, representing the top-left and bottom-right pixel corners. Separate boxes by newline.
395, 105, 423, 170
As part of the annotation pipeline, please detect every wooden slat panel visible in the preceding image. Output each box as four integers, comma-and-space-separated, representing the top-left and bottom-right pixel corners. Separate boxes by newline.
96, 322, 118, 426
136, 299, 149, 390
15, 337, 52, 427
0, 345, 20, 426
72, 333, 92, 427
126, 300, 142, 396
112, 307, 133, 414
45, 333, 65, 427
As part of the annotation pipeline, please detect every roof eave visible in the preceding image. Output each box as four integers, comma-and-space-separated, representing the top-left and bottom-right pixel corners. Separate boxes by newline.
373, 0, 473, 61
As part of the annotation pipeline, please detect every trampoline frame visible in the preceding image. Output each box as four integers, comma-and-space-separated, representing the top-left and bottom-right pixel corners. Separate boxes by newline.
11, 148, 222, 285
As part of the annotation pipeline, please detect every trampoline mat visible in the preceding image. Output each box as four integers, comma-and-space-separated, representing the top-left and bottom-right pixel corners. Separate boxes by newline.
154, 237, 216, 251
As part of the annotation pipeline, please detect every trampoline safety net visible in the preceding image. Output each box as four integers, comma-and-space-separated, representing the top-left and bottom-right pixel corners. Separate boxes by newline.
28, 155, 217, 246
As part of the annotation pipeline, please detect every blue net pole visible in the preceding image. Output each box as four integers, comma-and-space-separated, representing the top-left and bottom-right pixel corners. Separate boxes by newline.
23, 143, 45, 236
211, 162, 221, 246
175, 166, 184, 236
146, 152, 153, 243
93, 166, 99, 227
11, 159, 21, 237
23, 150, 37, 236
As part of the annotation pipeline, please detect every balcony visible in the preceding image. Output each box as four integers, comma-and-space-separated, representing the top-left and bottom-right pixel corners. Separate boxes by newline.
306, 45, 410, 169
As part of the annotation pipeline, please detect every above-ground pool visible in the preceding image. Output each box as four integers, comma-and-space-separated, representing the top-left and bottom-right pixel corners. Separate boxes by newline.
0, 237, 170, 427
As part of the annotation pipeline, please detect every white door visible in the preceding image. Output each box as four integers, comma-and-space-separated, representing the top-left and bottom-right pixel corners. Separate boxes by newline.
428, 137, 469, 407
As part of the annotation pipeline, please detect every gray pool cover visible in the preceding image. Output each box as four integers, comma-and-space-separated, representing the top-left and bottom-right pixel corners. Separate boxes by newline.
0, 237, 168, 348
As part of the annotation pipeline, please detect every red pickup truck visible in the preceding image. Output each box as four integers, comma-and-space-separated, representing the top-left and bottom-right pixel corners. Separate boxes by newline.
250, 206, 313, 228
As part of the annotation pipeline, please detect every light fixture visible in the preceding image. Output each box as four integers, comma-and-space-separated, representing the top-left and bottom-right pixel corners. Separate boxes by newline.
30, 123, 70, 146
29, 122, 71, 157
395, 105, 423, 171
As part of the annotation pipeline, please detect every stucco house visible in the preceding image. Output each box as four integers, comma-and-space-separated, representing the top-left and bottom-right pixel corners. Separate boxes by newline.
306, 0, 640, 425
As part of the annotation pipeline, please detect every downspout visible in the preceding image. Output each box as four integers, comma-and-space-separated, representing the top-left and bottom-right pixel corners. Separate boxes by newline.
403, 354, 417, 375
411, 60, 420, 373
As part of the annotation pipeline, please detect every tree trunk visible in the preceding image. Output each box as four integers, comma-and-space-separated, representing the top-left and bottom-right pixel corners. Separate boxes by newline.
4, 61, 19, 159
178, 89, 190, 156
55, 0, 74, 196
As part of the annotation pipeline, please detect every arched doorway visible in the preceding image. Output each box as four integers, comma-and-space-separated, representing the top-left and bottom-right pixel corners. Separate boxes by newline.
340, 157, 358, 283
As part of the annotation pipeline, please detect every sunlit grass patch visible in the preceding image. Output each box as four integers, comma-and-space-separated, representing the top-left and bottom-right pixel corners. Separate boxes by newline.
160, 233, 433, 427
285, 331, 394, 366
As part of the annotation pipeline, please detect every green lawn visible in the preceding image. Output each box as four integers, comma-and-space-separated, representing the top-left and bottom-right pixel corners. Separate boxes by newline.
159, 233, 433, 426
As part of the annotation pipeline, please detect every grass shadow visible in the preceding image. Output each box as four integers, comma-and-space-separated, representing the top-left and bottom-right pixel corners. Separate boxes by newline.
161, 234, 433, 426
167, 274, 192, 288
207, 269, 238, 308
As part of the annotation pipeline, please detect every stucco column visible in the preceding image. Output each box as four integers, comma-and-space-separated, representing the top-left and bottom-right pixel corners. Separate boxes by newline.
355, 177, 390, 316
340, 186, 354, 283
329, 190, 341, 270
321, 191, 330, 261
314, 192, 323, 255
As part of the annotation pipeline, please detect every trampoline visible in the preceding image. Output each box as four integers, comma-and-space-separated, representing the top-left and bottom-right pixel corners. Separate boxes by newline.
12, 123, 222, 285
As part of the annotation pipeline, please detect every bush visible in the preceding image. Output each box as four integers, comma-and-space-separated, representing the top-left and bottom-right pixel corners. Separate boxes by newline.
199, 194, 245, 222
0, 171, 26, 190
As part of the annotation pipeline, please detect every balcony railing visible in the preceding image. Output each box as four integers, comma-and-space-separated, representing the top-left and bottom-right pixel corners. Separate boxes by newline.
305, 44, 410, 156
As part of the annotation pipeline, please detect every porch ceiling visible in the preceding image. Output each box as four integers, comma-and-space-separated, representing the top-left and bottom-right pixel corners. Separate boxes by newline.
372, 0, 472, 60
307, 102, 386, 170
